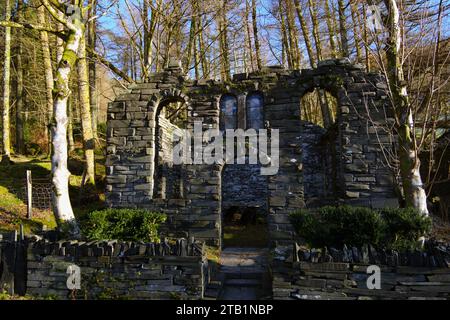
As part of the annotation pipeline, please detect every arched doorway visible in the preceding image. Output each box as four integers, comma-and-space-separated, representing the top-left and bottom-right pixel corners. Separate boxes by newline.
152, 97, 188, 199
219, 92, 269, 248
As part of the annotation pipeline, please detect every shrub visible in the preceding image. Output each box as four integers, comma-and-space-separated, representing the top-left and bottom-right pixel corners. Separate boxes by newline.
379, 207, 432, 250
290, 206, 384, 248
81, 208, 167, 242
289, 206, 432, 250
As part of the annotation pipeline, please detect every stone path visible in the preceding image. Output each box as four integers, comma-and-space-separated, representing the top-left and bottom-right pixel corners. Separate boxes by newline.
218, 247, 270, 300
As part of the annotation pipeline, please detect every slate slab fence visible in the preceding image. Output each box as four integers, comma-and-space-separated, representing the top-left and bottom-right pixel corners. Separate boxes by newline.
272, 241, 450, 300
0, 230, 27, 296
1, 232, 208, 299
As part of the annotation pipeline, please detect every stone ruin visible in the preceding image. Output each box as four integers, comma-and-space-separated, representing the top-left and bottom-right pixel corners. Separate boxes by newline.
105, 58, 398, 247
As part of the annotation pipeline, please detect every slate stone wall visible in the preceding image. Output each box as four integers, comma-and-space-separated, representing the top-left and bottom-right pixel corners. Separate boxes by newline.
106, 58, 398, 247
25, 238, 207, 300
221, 162, 268, 211
272, 242, 450, 300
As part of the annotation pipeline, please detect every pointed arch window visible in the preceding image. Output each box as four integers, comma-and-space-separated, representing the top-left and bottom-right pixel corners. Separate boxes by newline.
246, 92, 264, 129
220, 94, 238, 130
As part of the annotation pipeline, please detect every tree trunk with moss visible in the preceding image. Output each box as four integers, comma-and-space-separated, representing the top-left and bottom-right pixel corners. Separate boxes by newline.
15, 0, 25, 155
350, 1, 362, 62
379, 0, 428, 215
218, 0, 230, 81
50, 2, 84, 236
88, 0, 98, 142
362, 2, 371, 71
338, 0, 349, 57
284, 0, 300, 69
67, 96, 75, 153
251, 0, 262, 70
38, 5, 54, 157
308, 0, 322, 61
294, 0, 315, 67
77, 34, 96, 187
0, 0, 82, 235
305, 0, 332, 127
278, 0, 291, 68
1, 0, 11, 163
323, 0, 337, 58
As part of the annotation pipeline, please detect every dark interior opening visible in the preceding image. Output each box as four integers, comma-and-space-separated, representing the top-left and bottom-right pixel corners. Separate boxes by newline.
222, 206, 268, 248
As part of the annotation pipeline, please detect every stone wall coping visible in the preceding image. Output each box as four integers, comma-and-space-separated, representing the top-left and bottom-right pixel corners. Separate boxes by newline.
25, 238, 204, 258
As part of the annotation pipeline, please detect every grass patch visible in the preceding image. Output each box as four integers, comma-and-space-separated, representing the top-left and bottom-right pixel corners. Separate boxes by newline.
223, 223, 268, 248
204, 245, 220, 264
0, 154, 106, 235
0, 291, 35, 300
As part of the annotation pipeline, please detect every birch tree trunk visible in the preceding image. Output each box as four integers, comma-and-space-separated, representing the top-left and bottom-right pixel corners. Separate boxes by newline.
1, 0, 11, 163
77, 34, 96, 186
384, 0, 428, 215
38, 6, 54, 157
46, 1, 84, 236
67, 96, 75, 153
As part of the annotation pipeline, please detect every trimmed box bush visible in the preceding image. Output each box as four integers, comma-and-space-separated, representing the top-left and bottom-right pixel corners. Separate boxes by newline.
289, 206, 431, 250
81, 208, 167, 242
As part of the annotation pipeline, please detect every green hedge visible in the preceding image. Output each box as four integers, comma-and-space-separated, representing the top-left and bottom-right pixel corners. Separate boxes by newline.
289, 206, 432, 250
81, 208, 167, 242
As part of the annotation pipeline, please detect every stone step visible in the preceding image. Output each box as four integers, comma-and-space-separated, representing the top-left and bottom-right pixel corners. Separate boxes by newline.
225, 278, 262, 287
222, 271, 264, 280
204, 287, 221, 298
220, 266, 267, 274
206, 280, 223, 289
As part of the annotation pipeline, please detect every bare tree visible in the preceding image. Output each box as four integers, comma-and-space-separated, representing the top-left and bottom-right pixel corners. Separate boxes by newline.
1, 0, 12, 163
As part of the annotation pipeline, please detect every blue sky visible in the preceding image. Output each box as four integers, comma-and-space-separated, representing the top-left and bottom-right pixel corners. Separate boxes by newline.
93, 0, 450, 78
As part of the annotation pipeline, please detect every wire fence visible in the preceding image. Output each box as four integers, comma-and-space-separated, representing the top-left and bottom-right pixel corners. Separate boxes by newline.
0, 172, 53, 214
17, 178, 53, 210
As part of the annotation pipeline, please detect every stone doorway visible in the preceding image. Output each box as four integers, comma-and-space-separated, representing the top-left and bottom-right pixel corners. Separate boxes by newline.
221, 163, 269, 248
222, 206, 268, 248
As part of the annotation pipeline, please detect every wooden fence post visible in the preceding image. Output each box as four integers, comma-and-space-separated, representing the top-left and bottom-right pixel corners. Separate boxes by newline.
26, 170, 32, 219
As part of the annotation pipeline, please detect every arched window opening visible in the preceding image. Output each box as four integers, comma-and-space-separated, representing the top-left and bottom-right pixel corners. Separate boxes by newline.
300, 89, 337, 128
153, 99, 188, 199
246, 92, 264, 129
300, 88, 339, 204
220, 94, 238, 130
